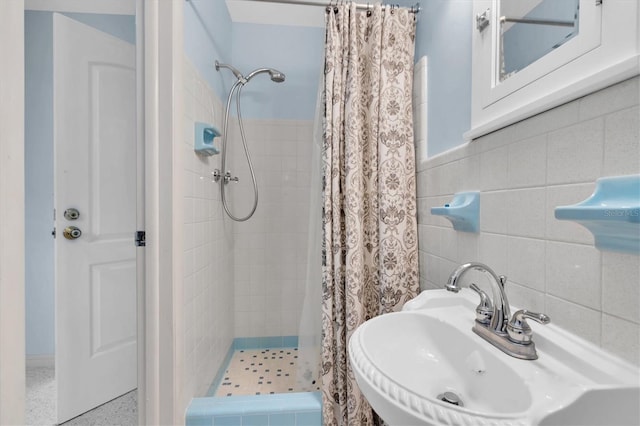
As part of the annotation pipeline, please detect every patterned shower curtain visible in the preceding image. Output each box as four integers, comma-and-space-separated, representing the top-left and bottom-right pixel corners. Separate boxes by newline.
321, 3, 419, 425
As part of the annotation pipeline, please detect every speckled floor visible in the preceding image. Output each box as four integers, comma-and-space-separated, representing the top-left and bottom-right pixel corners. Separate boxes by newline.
62, 390, 137, 426
26, 366, 137, 426
215, 348, 320, 397
26, 367, 56, 425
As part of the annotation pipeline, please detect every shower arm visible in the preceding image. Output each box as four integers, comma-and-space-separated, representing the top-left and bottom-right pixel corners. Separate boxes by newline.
215, 60, 246, 84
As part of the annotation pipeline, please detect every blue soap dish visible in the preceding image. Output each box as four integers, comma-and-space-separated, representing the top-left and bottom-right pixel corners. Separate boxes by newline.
431, 191, 480, 233
194, 122, 221, 156
555, 175, 640, 253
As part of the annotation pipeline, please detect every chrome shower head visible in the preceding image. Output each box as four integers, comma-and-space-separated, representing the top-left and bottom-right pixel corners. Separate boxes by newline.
268, 70, 286, 83
246, 67, 286, 84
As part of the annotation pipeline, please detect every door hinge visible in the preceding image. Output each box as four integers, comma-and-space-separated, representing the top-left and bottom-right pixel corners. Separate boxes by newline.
596, 0, 602, 5
135, 231, 146, 247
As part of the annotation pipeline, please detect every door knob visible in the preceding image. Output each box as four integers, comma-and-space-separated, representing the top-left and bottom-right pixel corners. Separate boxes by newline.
64, 208, 80, 220
63, 226, 82, 240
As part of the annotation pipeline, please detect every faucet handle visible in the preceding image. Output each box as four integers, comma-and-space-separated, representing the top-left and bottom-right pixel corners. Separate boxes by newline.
469, 283, 493, 325
507, 309, 550, 344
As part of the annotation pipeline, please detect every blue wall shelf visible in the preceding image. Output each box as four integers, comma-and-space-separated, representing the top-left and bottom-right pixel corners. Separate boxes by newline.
555, 175, 640, 254
194, 122, 221, 156
431, 191, 480, 233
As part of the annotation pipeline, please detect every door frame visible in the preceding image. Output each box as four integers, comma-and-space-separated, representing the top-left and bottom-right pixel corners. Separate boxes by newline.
0, 1, 26, 424
0, 0, 183, 424
142, 0, 183, 423
144, 0, 184, 425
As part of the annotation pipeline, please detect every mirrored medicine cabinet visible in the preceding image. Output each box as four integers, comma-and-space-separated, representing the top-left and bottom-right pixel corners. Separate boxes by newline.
466, 0, 640, 140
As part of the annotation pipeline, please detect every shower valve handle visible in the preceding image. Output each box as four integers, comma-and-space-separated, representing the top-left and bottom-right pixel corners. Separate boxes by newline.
212, 169, 239, 183
224, 171, 239, 184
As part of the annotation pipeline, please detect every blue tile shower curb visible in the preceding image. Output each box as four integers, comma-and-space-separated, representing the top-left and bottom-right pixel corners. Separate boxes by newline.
187, 336, 321, 426
187, 392, 321, 426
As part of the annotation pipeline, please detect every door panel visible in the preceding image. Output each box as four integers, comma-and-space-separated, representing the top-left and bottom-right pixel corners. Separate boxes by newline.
90, 260, 136, 355
53, 13, 136, 423
89, 63, 136, 238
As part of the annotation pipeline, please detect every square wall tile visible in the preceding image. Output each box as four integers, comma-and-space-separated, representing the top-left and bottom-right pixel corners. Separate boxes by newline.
545, 295, 601, 345
242, 414, 269, 426
187, 416, 213, 426
507, 135, 547, 188
506, 237, 545, 292
602, 314, 640, 366
440, 227, 458, 261
579, 76, 639, 121
458, 155, 481, 190
474, 125, 515, 153
545, 241, 601, 310
480, 146, 508, 191
478, 233, 508, 276
546, 118, 604, 185
511, 102, 579, 142
439, 160, 465, 195
213, 416, 242, 426
457, 232, 479, 264
602, 251, 640, 324
268, 413, 296, 426
480, 191, 509, 234
294, 411, 322, 426
505, 282, 545, 313
603, 106, 640, 176
506, 188, 546, 239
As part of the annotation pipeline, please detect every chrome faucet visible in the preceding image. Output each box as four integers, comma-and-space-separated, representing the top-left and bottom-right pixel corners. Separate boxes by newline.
446, 262, 550, 360
446, 262, 511, 334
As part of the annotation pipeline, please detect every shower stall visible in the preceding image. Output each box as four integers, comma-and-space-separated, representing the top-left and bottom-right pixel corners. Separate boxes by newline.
182, 1, 325, 422
182, 60, 323, 424
213, 58, 322, 390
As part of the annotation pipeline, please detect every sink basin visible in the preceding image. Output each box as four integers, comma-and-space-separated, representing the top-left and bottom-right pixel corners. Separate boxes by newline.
348, 289, 640, 426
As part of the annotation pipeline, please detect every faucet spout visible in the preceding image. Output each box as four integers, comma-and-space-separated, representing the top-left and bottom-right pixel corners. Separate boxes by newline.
445, 262, 511, 334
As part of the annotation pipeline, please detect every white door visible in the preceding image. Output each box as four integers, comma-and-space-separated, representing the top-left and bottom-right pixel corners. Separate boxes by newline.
53, 13, 137, 423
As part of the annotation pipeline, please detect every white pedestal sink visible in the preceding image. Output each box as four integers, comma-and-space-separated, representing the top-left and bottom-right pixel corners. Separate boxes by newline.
348, 289, 640, 426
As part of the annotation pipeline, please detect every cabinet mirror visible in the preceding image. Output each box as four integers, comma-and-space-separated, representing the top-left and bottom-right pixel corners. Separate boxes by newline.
499, 0, 580, 82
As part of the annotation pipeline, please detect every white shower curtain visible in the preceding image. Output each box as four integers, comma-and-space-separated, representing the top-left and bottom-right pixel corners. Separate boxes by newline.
295, 74, 324, 391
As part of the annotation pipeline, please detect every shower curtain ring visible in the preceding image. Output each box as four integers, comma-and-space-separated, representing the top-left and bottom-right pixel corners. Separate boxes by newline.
367, 2, 371, 16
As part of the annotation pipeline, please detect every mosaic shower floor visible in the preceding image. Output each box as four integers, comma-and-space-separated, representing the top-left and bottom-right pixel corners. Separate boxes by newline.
215, 348, 320, 397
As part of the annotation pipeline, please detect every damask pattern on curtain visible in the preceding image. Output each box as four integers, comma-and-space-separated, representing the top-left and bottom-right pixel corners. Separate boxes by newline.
321, 3, 419, 425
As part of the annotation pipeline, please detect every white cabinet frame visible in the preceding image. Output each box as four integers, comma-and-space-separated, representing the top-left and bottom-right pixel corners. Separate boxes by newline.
467, 0, 640, 140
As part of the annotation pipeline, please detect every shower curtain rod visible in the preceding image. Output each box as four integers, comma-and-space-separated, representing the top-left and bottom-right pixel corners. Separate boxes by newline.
186, 0, 420, 14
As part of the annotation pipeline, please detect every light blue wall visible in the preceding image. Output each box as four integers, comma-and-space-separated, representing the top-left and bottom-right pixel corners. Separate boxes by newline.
184, 2, 323, 120
25, 11, 55, 357
231, 23, 324, 120
24, 11, 135, 356
184, 0, 233, 100
186, 0, 476, 132
398, 0, 472, 157
64, 12, 135, 44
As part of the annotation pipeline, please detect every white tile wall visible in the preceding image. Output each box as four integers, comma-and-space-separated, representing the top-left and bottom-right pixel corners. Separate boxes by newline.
413, 56, 428, 163
181, 57, 235, 405
417, 76, 640, 365
226, 117, 314, 338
